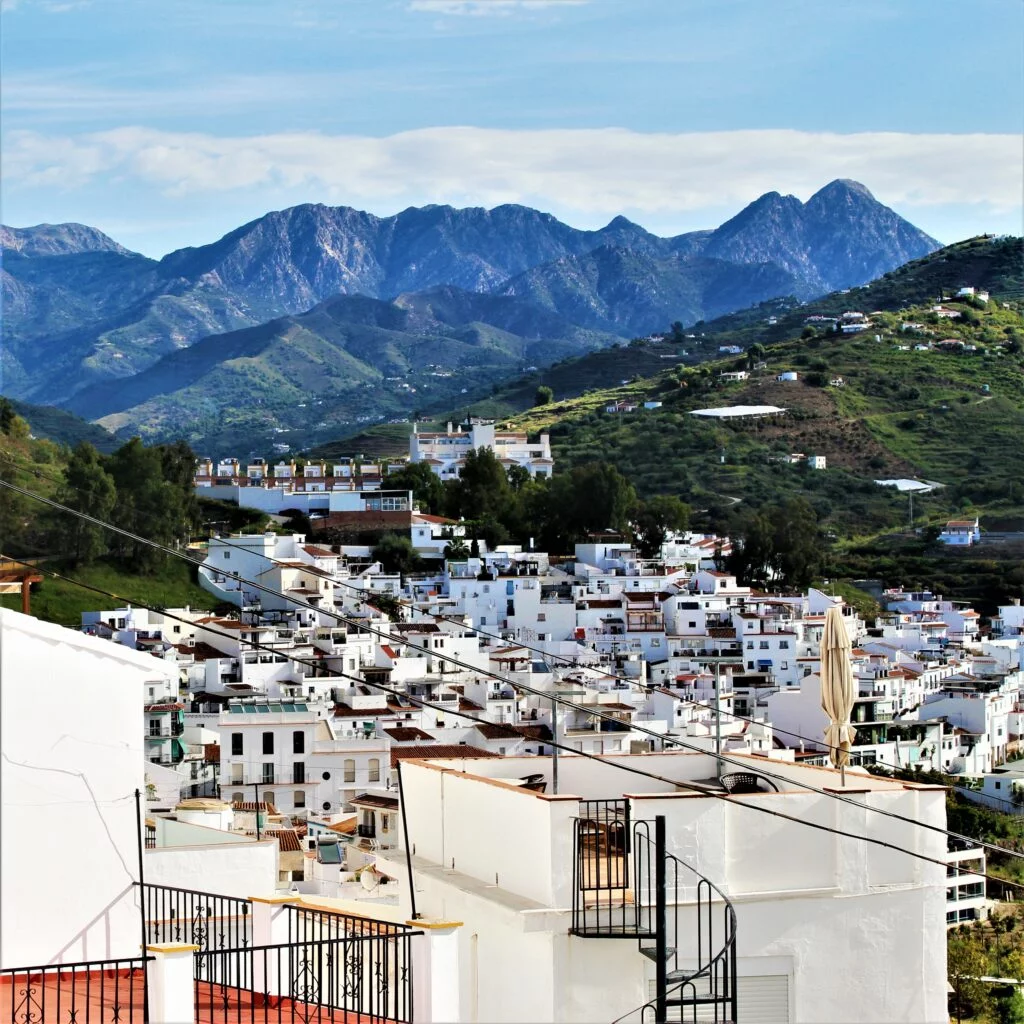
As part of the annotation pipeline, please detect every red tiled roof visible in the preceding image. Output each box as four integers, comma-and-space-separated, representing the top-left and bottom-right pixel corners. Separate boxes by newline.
351, 793, 399, 810
264, 828, 303, 852
334, 703, 391, 718
145, 702, 184, 712
384, 726, 435, 742
390, 744, 499, 767
303, 545, 336, 557
459, 698, 484, 712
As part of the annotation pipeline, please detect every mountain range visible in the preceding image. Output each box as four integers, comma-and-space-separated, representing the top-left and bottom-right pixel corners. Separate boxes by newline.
1, 179, 940, 449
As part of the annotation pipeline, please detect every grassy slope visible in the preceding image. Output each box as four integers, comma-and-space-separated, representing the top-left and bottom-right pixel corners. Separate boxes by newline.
0, 557, 215, 628
491, 273, 1024, 541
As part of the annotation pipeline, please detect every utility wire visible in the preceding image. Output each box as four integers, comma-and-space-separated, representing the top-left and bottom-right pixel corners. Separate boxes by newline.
1, 475, 1022, 862
3, 474, 1021, 864
145, 510, 1024, 863
3, 549, 1022, 883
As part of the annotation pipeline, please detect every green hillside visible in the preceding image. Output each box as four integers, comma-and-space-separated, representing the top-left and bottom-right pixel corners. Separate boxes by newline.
477, 238, 1024, 541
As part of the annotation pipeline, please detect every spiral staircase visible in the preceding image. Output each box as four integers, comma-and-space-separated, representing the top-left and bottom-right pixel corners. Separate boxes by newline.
570, 801, 738, 1023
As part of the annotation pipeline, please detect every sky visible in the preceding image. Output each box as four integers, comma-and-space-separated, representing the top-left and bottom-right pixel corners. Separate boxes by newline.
2, 0, 1022, 258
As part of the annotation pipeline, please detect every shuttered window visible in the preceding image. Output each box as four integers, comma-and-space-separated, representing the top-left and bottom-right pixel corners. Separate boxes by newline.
647, 973, 789, 1023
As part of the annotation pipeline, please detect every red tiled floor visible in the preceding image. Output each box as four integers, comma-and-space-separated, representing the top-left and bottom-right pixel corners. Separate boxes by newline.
0, 966, 148, 1023
194, 981, 398, 1023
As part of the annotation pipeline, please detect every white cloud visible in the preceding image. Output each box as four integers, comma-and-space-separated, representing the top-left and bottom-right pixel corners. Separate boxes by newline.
408, 0, 586, 14
5, 126, 1020, 226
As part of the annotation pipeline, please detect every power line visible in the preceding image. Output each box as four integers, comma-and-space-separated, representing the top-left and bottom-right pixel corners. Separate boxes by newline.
3, 474, 1021, 863
1, 474, 1021, 862
192, 523, 1024, 862
3, 548, 1022, 884
211, 528, 876, 762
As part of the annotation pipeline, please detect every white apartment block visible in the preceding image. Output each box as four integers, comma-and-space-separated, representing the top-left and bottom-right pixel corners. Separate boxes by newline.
410, 418, 553, 479
382, 751, 949, 1024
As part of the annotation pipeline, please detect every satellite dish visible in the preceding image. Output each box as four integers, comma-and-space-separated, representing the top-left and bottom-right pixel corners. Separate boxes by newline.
360, 867, 379, 891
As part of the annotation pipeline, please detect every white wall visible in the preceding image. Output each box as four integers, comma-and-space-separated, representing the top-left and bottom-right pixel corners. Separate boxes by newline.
146, 836, 278, 898
0, 610, 152, 967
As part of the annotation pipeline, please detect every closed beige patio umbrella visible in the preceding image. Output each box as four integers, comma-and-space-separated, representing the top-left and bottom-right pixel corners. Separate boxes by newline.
820, 604, 856, 784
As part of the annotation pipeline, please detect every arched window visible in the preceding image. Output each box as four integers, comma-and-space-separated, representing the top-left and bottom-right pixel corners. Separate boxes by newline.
343, 759, 356, 783
368, 758, 380, 783
293, 790, 306, 809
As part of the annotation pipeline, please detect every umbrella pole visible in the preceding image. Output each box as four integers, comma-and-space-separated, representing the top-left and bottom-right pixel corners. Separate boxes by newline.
841, 763, 846, 787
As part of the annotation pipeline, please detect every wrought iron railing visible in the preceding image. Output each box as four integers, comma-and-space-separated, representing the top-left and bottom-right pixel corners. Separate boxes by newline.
0, 956, 151, 1024
140, 882, 251, 952
571, 799, 646, 938
194, 930, 419, 1023
633, 819, 737, 1024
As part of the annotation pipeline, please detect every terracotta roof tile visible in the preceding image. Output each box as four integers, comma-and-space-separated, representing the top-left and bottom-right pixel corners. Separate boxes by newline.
390, 744, 499, 767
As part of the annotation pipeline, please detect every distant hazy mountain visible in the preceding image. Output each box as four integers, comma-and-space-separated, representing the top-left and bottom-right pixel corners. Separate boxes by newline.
498, 246, 805, 336
0, 222, 133, 257
698, 179, 940, 293
1, 180, 940, 419
65, 286, 618, 445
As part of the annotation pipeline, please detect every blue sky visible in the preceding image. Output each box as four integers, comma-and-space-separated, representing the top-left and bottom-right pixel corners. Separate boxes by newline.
2, 0, 1021, 257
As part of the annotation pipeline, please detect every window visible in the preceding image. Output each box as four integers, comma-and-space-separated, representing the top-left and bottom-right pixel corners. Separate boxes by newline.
231, 733, 243, 756
293, 731, 305, 754
223, 550, 231, 560
759, 640, 770, 650
293, 790, 306, 809
262, 732, 274, 755
232, 792, 243, 804
382, 814, 391, 834
293, 762, 305, 784
747, 661, 754, 670
781, 661, 789, 670
746, 641, 754, 650
322, 771, 331, 780
368, 758, 381, 783
262, 763, 275, 784
688, 621, 696, 628
343, 759, 356, 784
322, 801, 331, 811
779, 640, 790, 649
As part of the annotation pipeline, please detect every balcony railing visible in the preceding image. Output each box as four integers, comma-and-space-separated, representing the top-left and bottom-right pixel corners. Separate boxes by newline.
140, 882, 252, 953
1, 956, 151, 1024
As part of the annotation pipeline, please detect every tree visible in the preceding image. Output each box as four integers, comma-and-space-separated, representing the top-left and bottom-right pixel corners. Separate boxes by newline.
534, 385, 554, 406
947, 926, 992, 1024
448, 447, 510, 521
106, 437, 192, 573
631, 495, 691, 558
544, 463, 636, 551
58, 442, 117, 564
669, 321, 685, 344
506, 463, 532, 492
372, 533, 419, 574
771, 497, 822, 589
386, 462, 445, 514
746, 342, 766, 369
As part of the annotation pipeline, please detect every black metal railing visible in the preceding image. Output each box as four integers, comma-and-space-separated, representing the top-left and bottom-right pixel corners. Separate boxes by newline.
194, 927, 419, 1022
140, 882, 251, 952
633, 818, 737, 1024
1, 956, 151, 1024
145, 824, 157, 849
571, 799, 645, 938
